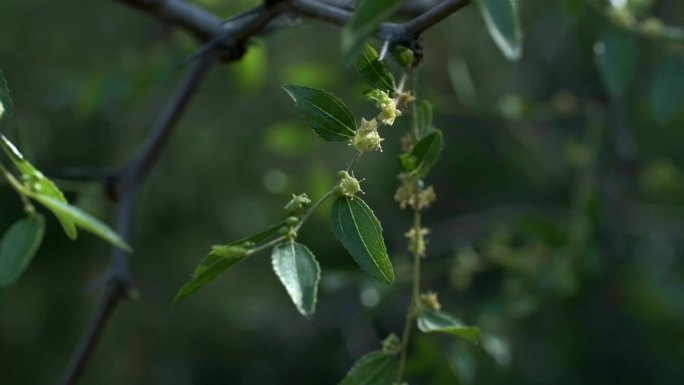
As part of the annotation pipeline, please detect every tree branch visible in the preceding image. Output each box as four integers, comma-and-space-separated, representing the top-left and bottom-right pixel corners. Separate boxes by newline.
402, 0, 470, 37
54, 1, 475, 383
55, 52, 215, 385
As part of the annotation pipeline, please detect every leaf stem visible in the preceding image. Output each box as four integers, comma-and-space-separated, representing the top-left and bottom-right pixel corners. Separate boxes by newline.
345, 151, 362, 172
247, 235, 287, 255
294, 190, 333, 233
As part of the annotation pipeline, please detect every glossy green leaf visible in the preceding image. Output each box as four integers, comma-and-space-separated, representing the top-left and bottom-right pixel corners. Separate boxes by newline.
595, 29, 637, 98
0, 214, 45, 287
338, 350, 398, 385
417, 310, 481, 344
342, 0, 403, 63
649, 55, 684, 125
271, 241, 321, 317
331, 196, 393, 284
174, 245, 248, 306
398, 130, 444, 177
475, 0, 523, 61
355, 44, 396, 91
29, 194, 130, 252
416, 100, 433, 139
283, 85, 357, 141
0, 134, 77, 238
0, 68, 11, 118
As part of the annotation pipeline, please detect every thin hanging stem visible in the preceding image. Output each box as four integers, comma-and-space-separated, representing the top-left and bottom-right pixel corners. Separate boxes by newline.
396, 69, 424, 384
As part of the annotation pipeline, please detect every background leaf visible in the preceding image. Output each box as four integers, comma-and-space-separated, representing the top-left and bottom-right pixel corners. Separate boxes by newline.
595, 28, 638, 98
338, 350, 398, 385
0, 134, 77, 238
475, 0, 523, 61
416, 100, 433, 139
342, 0, 403, 63
0, 68, 11, 118
649, 55, 684, 125
355, 44, 396, 91
0, 214, 45, 287
283, 85, 357, 141
271, 241, 321, 317
331, 195, 393, 284
29, 194, 130, 252
174, 245, 248, 306
417, 309, 481, 344
398, 130, 444, 177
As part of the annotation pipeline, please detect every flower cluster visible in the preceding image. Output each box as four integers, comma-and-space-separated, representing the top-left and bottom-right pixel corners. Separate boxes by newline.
351, 118, 383, 153
394, 174, 436, 210
366, 89, 402, 126
405, 226, 430, 257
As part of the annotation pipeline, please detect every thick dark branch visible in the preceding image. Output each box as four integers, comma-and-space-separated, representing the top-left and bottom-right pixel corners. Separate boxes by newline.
289, 0, 352, 26
56, 286, 123, 385
402, 0, 470, 37
56, 53, 215, 385
116, 0, 222, 42
119, 55, 215, 190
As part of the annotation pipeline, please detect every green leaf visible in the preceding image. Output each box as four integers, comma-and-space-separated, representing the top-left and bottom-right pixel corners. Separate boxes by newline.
398, 130, 444, 177
0, 134, 77, 239
355, 44, 396, 91
0, 214, 45, 287
342, 0, 403, 63
416, 100, 433, 139
331, 195, 393, 284
174, 245, 249, 306
282, 85, 357, 141
595, 28, 638, 98
0, 68, 11, 118
271, 241, 321, 317
649, 55, 684, 125
417, 310, 481, 344
338, 350, 398, 385
475, 0, 523, 61
29, 194, 131, 252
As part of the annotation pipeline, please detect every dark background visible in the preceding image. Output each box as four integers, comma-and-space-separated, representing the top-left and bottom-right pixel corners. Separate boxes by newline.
2, 0, 684, 384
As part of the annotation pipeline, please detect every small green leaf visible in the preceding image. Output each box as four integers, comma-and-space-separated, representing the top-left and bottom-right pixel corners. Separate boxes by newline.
0, 134, 77, 238
416, 100, 433, 138
398, 130, 444, 177
649, 55, 684, 125
355, 44, 396, 91
174, 245, 248, 306
475, 0, 523, 61
0, 214, 45, 287
271, 241, 321, 317
595, 28, 638, 98
282, 85, 357, 141
338, 350, 398, 385
331, 196, 393, 284
417, 310, 481, 344
342, 0, 403, 63
0, 68, 11, 118
29, 194, 131, 252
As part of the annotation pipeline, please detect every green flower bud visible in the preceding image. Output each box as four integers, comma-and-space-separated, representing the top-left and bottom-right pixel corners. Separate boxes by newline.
286, 216, 299, 226
284, 193, 312, 215
278, 225, 290, 236
336, 171, 362, 196
396, 46, 415, 68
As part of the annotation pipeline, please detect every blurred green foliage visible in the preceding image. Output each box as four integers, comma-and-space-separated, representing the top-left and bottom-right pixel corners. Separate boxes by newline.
1, 0, 684, 384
